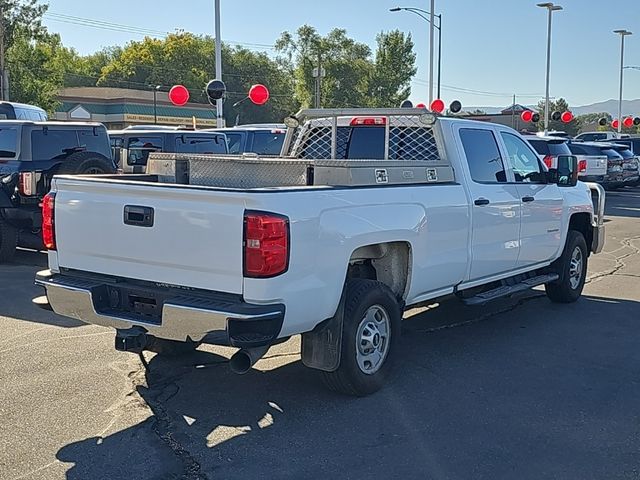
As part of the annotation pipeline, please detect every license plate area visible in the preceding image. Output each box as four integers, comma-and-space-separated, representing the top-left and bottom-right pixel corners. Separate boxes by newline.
92, 285, 170, 325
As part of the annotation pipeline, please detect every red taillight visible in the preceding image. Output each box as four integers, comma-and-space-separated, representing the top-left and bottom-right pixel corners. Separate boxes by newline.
42, 192, 56, 250
543, 155, 555, 168
19, 172, 36, 196
578, 159, 587, 173
244, 211, 289, 278
350, 117, 387, 126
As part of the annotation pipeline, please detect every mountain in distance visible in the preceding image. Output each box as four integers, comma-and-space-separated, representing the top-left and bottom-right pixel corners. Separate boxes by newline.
571, 99, 640, 117
465, 99, 640, 116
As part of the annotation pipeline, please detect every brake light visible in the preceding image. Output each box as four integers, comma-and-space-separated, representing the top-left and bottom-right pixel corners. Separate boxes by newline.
42, 192, 56, 250
543, 155, 555, 168
578, 159, 587, 173
350, 117, 387, 126
19, 172, 36, 196
244, 211, 289, 278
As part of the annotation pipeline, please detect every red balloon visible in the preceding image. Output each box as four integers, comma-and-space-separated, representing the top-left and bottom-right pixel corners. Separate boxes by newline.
521, 110, 534, 122
248, 84, 270, 105
430, 99, 445, 113
168, 85, 189, 106
561, 111, 573, 123
416, 103, 427, 109
612, 119, 620, 129
623, 116, 634, 128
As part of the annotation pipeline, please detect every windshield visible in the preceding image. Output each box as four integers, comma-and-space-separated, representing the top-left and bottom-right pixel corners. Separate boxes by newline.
527, 139, 571, 156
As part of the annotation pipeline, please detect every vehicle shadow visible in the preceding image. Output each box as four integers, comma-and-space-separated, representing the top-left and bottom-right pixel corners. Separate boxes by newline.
56, 294, 640, 480
0, 249, 84, 327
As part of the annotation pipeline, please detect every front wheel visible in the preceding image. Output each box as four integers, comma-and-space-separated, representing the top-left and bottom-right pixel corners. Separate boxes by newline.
545, 230, 588, 303
320, 279, 401, 396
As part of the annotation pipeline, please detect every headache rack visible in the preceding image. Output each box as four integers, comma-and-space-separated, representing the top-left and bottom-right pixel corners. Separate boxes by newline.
146, 108, 456, 188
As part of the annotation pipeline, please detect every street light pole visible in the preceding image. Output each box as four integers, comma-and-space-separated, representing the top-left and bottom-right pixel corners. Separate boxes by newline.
614, 30, 632, 134
428, 0, 435, 105
537, 2, 563, 135
389, 6, 442, 101
214, 0, 224, 127
152, 85, 161, 124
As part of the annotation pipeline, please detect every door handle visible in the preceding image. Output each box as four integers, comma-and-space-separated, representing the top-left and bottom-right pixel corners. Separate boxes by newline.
474, 198, 490, 206
124, 205, 154, 227
522, 196, 535, 203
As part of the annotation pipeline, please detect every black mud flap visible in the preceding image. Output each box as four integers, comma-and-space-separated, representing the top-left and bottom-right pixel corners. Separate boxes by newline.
301, 288, 346, 372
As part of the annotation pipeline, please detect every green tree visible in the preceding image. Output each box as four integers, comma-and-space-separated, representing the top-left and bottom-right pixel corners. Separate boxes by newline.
7, 31, 71, 113
276, 26, 372, 109
536, 98, 580, 136
0, 0, 49, 99
97, 32, 298, 125
368, 30, 416, 107
575, 112, 611, 133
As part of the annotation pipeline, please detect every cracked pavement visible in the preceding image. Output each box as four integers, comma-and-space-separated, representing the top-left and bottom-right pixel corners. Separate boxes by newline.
1, 188, 639, 479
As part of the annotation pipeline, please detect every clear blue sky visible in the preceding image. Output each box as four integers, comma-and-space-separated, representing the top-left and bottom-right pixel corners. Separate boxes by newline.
43, 0, 640, 108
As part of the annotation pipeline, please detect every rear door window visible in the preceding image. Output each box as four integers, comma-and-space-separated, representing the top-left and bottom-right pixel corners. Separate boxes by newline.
0, 127, 17, 158
78, 129, 111, 158
31, 129, 79, 159
250, 131, 285, 155
459, 128, 507, 183
127, 136, 163, 166
176, 135, 227, 154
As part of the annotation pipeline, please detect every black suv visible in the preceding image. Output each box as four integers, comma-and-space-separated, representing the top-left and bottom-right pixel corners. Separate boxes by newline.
109, 129, 228, 173
0, 121, 115, 261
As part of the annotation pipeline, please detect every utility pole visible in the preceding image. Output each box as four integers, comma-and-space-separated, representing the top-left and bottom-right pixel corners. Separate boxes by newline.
512, 94, 516, 129
312, 54, 324, 108
214, 0, 223, 127
0, 2, 7, 101
614, 30, 632, 134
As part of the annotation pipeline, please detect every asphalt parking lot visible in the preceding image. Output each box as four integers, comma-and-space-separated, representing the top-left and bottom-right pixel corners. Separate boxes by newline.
1, 188, 639, 480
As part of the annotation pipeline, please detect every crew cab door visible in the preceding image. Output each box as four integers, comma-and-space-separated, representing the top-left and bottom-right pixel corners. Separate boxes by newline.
498, 131, 563, 265
458, 127, 521, 280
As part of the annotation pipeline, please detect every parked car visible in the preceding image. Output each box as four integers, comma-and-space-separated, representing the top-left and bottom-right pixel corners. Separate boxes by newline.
206, 126, 286, 155
541, 130, 571, 139
567, 142, 625, 190
35, 109, 605, 396
564, 141, 608, 183
108, 129, 228, 173
0, 121, 115, 262
609, 143, 640, 186
610, 136, 640, 155
0, 101, 48, 121
574, 131, 629, 142
523, 134, 572, 168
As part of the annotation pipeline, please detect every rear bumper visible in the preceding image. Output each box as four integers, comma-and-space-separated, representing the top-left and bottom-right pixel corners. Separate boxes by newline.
35, 270, 284, 347
579, 175, 605, 183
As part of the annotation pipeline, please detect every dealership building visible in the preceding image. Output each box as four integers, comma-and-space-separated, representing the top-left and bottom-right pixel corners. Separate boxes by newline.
53, 87, 217, 129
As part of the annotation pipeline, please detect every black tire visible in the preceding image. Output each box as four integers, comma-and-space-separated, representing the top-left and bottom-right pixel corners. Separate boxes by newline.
145, 337, 200, 357
0, 216, 17, 263
56, 151, 116, 175
545, 230, 588, 303
320, 279, 401, 396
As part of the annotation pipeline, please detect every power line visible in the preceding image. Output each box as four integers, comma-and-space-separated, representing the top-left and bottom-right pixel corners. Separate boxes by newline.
44, 12, 277, 50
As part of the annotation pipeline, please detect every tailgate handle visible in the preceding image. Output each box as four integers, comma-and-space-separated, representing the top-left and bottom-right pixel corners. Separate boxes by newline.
124, 205, 154, 227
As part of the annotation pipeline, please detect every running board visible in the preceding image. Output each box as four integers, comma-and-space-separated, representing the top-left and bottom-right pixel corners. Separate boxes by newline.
462, 273, 559, 306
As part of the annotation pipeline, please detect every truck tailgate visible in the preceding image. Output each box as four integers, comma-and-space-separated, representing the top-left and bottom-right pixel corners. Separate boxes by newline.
578, 155, 607, 177
53, 177, 245, 294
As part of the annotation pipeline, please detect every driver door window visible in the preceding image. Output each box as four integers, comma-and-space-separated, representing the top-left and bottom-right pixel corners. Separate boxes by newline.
501, 133, 545, 183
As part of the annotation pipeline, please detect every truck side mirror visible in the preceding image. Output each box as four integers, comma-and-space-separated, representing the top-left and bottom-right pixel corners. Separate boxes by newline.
551, 155, 579, 187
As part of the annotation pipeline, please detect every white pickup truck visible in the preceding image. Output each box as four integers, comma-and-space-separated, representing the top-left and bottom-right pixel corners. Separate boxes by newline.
34, 108, 605, 396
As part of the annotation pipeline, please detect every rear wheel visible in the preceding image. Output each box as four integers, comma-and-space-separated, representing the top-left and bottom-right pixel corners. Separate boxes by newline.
320, 279, 401, 396
0, 217, 17, 263
545, 230, 588, 303
145, 337, 200, 357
